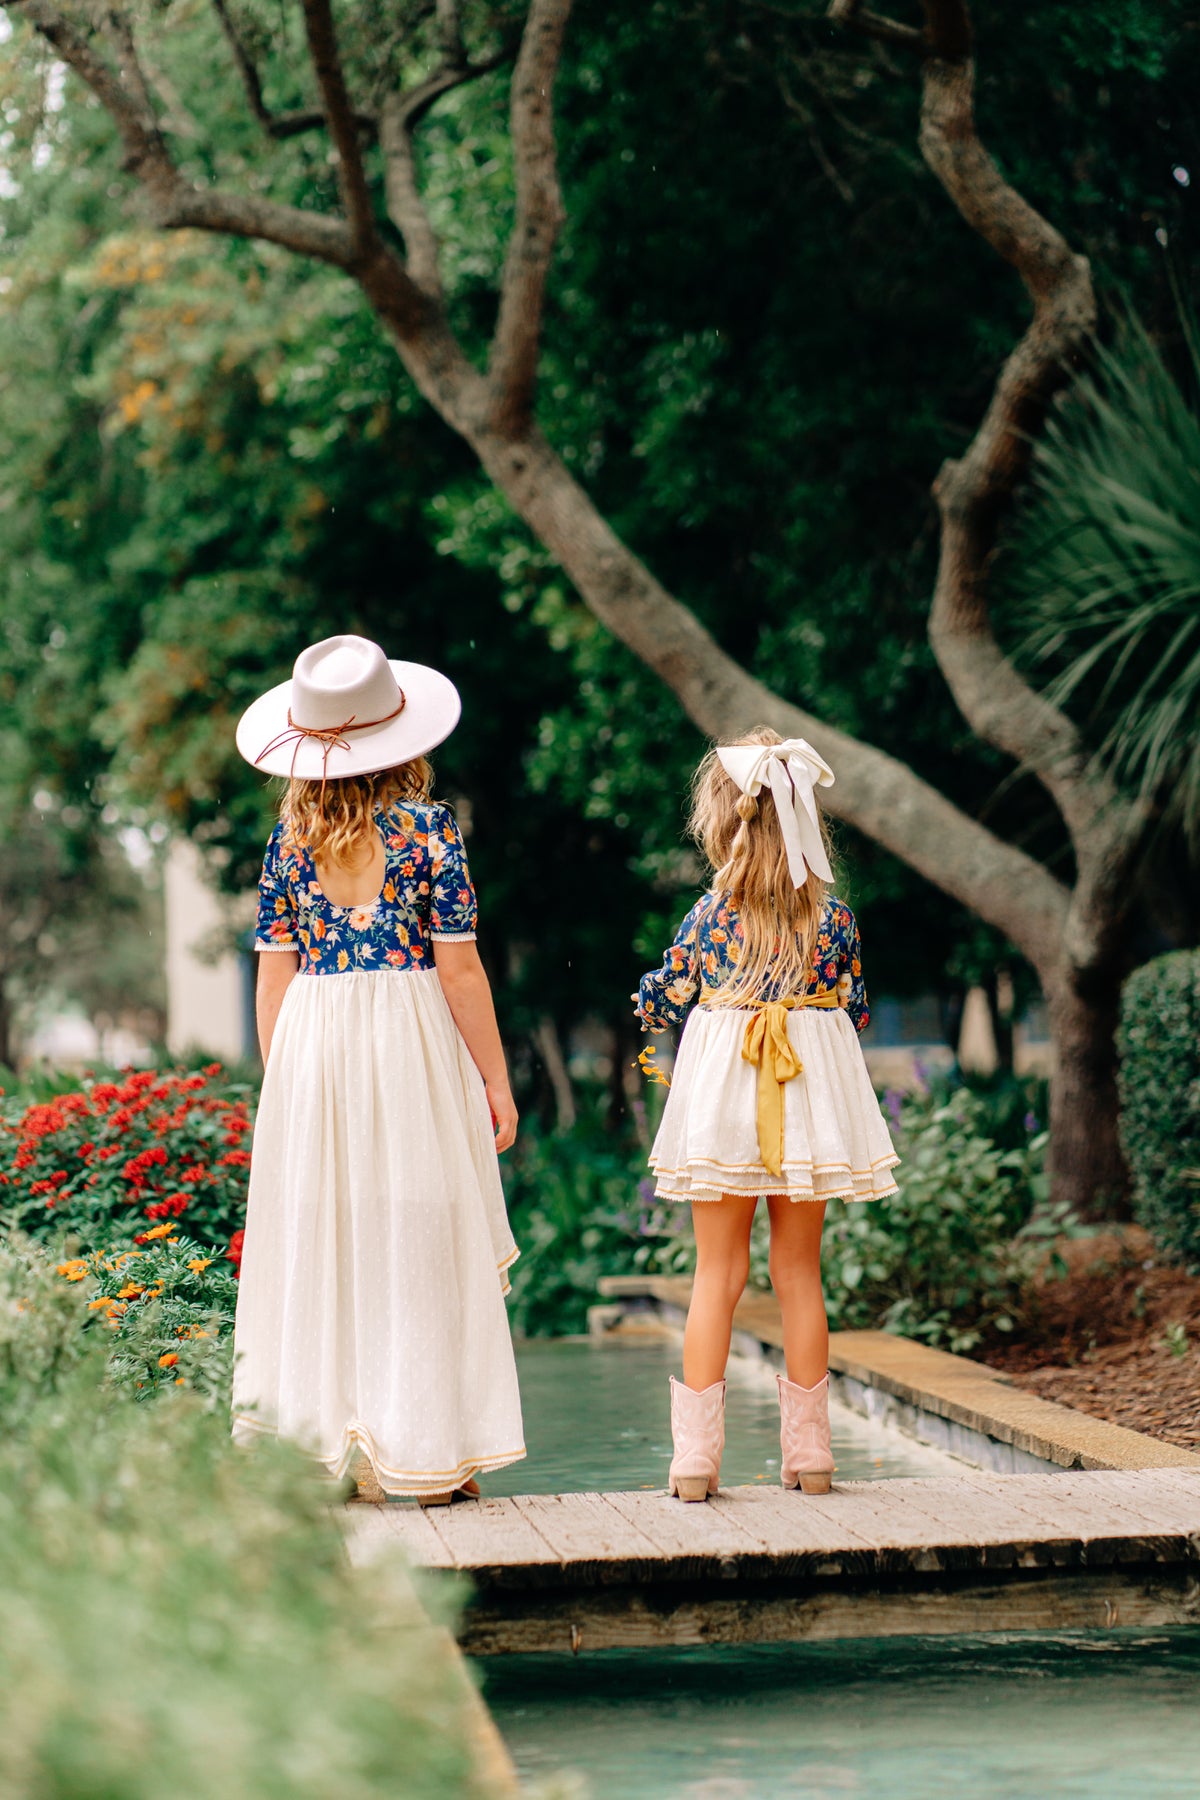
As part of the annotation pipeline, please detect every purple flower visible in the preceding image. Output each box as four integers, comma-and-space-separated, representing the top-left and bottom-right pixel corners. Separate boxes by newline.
911, 1055, 930, 1095
883, 1088, 903, 1128
1024, 1110, 1039, 1134
637, 1178, 656, 1205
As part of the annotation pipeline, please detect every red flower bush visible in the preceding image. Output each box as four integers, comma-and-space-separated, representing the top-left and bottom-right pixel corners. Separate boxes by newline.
0, 1066, 255, 1256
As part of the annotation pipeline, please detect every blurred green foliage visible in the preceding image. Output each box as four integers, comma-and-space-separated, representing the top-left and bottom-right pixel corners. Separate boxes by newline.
1118, 950, 1200, 1270
0, 1235, 497, 1800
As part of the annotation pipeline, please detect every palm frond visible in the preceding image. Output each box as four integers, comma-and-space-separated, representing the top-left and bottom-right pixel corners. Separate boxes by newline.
1011, 306, 1200, 844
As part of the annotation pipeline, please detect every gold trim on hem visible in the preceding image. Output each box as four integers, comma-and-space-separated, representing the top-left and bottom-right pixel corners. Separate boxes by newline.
231, 1413, 526, 1493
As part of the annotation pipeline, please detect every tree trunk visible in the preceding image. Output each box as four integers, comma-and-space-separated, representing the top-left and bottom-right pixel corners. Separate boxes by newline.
1045, 967, 1129, 1221
0, 971, 14, 1073
531, 1014, 577, 1132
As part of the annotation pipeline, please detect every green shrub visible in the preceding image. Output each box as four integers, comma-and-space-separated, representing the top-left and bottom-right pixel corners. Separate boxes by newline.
778, 1086, 1057, 1354
0, 1064, 254, 1260
1118, 950, 1200, 1269
0, 1238, 491, 1800
502, 1112, 690, 1335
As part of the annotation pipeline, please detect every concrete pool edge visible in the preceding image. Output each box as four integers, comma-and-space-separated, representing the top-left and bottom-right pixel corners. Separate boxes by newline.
593, 1276, 1200, 1476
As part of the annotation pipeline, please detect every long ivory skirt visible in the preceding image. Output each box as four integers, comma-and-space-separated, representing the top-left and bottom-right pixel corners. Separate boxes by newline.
232, 967, 524, 1495
649, 1006, 900, 1203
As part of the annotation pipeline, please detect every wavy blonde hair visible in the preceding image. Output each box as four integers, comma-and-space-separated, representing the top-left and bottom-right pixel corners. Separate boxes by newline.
279, 758, 433, 866
689, 726, 833, 1009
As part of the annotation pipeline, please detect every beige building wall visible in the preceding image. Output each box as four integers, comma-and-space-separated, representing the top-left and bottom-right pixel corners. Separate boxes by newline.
164, 839, 257, 1063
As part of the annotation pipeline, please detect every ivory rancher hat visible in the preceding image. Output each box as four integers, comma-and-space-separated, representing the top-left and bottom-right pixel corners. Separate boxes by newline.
235, 634, 461, 783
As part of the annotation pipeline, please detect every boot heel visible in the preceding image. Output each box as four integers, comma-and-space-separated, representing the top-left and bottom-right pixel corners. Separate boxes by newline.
798, 1472, 832, 1496
667, 1375, 726, 1502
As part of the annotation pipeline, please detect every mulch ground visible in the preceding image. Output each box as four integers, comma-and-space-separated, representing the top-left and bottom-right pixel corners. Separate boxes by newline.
983, 1227, 1200, 1453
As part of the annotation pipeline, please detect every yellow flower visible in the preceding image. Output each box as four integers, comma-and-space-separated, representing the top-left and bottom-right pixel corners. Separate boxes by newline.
88, 1297, 115, 1312
141, 1224, 177, 1241
337, 949, 349, 971
117, 1283, 144, 1300
188, 1326, 210, 1339
175, 1376, 187, 1386
186, 1257, 211, 1273
56, 1260, 88, 1282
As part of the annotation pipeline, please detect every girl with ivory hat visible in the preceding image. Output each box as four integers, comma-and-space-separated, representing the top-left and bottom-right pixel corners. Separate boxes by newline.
231, 634, 524, 1502
634, 727, 899, 1502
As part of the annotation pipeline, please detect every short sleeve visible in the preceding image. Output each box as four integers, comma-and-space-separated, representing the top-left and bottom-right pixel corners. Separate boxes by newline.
429, 807, 478, 942
253, 826, 300, 953
633, 896, 708, 1032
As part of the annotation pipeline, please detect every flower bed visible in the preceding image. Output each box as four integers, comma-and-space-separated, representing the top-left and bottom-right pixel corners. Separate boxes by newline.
55, 1227, 239, 1403
0, 1065, 253, 1266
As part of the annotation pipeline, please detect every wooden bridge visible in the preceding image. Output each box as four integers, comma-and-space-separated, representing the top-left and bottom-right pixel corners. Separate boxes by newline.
347, 1469, 1200, 1655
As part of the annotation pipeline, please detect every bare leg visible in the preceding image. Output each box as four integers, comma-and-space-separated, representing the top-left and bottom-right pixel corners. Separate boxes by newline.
766, 1195, 828, 1387
683, 1195, 758, 1389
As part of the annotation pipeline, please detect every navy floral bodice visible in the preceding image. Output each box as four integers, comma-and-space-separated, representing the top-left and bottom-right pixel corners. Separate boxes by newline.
253, 800, 477, 976
635, 892, 869, 1032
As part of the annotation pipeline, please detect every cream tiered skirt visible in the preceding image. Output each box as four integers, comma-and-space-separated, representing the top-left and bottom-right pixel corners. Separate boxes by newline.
232, 967, 524, 1495
649, 1005, 900, 1203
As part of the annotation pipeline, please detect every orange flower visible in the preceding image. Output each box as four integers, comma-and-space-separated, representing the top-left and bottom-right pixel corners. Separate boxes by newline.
88, 1296, 115, 1312
186, 1257, 211, 1273
56, 1260, 88, 1282
117, 1283, 144, 1300
141, 1223, 178, 1241
158, 1351, 179, 1368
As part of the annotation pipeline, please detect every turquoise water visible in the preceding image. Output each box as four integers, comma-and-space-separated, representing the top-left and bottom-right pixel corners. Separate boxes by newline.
487, 1336, 967, 1496
482, 1631, 1200, 1798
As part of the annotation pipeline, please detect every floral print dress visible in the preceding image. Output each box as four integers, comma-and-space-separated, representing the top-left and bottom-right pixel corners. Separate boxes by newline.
635, 889, 899, 1206
233, 797, 525, 1497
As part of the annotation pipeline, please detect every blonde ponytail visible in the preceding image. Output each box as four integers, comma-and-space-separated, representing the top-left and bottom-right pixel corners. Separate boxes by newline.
689, 726, 833, 1007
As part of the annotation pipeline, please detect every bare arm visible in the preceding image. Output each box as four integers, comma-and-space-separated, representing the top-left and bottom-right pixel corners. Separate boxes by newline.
256, 951, 300, 1065
433, 941, 518, 1152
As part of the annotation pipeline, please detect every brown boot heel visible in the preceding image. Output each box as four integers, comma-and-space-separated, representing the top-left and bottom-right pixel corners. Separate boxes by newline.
673, 1476, 713, 1503
798, 1472, 832, 1496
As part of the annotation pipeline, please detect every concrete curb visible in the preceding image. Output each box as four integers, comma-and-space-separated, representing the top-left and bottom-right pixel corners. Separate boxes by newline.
595, 1275, 1200, 1475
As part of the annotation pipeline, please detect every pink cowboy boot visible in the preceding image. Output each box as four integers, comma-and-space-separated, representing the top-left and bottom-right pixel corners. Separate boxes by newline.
778, 1372, 834, 1495
668, 1375, 726, 1502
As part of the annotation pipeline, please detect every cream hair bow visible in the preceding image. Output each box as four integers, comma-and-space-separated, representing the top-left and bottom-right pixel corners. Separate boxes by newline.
716, 738, 835, 888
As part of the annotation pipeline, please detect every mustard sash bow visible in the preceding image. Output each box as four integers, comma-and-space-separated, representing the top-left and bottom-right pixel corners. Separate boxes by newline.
740, 994, 840, 1178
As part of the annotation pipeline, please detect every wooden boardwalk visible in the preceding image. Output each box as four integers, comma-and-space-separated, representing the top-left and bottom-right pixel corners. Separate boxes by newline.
346, 1469, 1200, 1654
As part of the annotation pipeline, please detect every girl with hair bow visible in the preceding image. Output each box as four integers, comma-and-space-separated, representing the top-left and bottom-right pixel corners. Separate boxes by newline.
635, 727, 899, 1502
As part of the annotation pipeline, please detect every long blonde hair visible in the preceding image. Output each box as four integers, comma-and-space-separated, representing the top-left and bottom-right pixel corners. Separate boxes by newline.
280, 758, 433, 865
689, 726, 833, 1008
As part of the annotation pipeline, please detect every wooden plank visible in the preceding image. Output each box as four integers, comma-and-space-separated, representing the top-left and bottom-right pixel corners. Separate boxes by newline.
509, 1492, 667, 1585
1102, 1469, 1200, 1524
343, 1502, 459, 1571
458, 1566, 1200, 1657
601, 1487, 785, 1577
421, 1494, 563, 1587
966, 1471, 1198, 1555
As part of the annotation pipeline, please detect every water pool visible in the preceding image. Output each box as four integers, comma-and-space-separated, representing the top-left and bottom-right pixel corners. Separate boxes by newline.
487, 1335, 969, 1496
481, 1631, 1200, 1798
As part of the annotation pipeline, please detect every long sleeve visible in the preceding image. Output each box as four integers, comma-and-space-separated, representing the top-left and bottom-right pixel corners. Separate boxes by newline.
837, 904, 870, 1034
633, 897, 709, 1032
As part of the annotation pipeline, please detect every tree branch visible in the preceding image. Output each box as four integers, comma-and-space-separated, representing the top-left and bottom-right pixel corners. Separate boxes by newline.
486, 0, 571, 437
378, 46, 513, 298
299, 0, 379, 255
210, 0, 375, 141
472, 428, 1072, 976
914, 4, 1118, 848
826, 0, 926, 55
380, 88, 443, 298
11, 0, 357, 264
832, 0, 1131, 858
